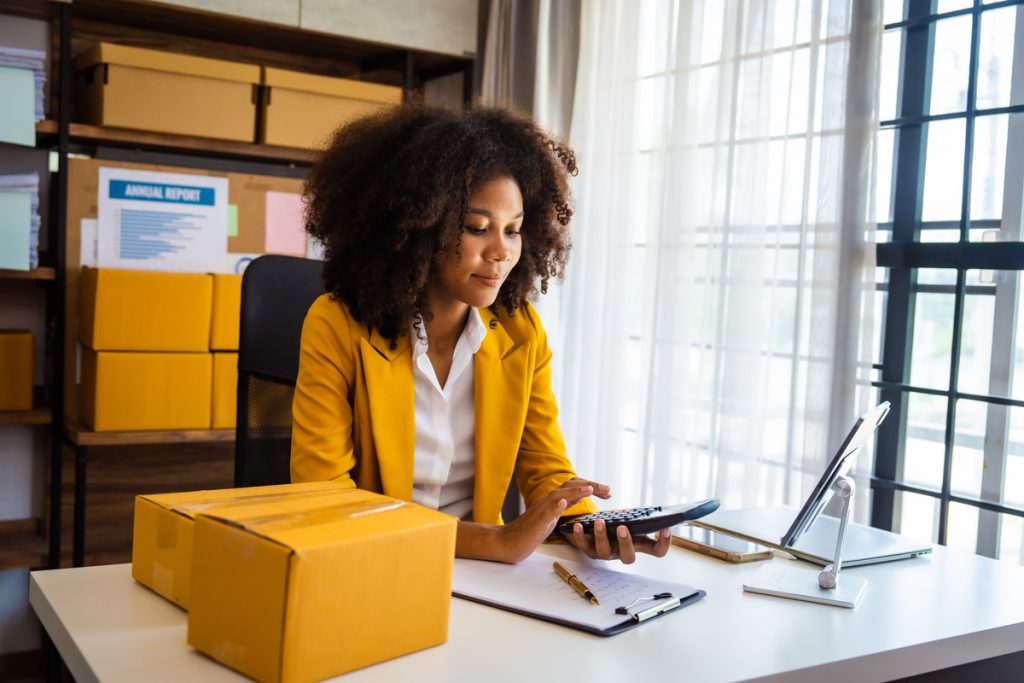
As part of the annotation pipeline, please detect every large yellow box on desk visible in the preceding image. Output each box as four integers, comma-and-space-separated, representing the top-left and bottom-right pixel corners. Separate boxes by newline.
212, 352, 237, 429
132, 482, 345, 610
210, 274, 242, 351
74, 43, 260, 142
0, 330, 33, 411
188, 488, 457, 683
80, 267, 213, 352
80, 350, 211, 431
259, 67, 402, 149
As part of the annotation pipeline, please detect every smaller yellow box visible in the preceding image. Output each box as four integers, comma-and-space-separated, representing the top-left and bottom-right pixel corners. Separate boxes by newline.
131, 481, 346, 609
212, 352, 237, 429
80, 267, 213, 352
0, 331, 33, 411
189, 489, 457, 683
210, 273, 242, 350
259, 67, 402, 149
80, 350, 211, 431
74, 43, 260, 142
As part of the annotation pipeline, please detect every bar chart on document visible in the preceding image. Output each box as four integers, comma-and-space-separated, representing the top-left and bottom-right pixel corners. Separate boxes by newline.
97, 167, 229, 274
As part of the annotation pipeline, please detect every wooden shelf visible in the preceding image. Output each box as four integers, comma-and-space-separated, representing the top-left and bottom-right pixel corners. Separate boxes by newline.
0, 267, 56, 281
0, 404, 51, 427
36, 120, 319, 165
64, 420, 234, 447
0, 518, 48, 571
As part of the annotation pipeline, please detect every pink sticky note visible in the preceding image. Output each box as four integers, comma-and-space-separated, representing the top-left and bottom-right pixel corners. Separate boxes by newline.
264, 191, 306, 256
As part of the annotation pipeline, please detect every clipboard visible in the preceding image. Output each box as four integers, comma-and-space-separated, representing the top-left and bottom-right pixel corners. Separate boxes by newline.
452, 554, 706, 636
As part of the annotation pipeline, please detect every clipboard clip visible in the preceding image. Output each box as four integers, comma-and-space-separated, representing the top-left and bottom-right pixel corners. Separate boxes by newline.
615, 592, 682, 622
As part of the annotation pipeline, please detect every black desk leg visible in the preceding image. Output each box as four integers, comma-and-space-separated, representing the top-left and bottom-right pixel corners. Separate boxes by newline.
72, 445, 87, 567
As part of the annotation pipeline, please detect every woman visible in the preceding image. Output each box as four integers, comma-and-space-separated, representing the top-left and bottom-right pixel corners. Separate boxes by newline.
291, 104, 670, 564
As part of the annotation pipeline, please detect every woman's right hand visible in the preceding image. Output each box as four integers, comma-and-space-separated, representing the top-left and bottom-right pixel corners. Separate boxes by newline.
494, 483, 596, 564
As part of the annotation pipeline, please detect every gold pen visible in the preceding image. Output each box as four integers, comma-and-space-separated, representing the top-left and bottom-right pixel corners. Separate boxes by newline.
553, 561, 600, 605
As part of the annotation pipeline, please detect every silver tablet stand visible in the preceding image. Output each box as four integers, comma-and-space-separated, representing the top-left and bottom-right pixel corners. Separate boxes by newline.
817, 475, 855, 590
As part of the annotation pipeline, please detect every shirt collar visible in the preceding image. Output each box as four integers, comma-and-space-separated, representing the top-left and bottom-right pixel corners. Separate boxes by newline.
410, 307, 488, 361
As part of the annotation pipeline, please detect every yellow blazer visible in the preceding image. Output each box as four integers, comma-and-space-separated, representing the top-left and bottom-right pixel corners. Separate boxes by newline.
290, 294, 596, 524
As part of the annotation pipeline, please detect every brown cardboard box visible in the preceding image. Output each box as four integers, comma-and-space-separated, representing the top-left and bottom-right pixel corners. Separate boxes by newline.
259, 67, 402, 149
80, 267, 213, 352
210, 273, 242, 350
0, 331, 33, 411
74, 43, 260, 142
211, 352, 237, 429
131, 482, 346, 609
189, 488, 457, 682
80, 350, 212, 431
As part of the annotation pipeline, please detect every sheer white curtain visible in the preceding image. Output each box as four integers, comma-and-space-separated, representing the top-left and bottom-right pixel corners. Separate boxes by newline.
559, 0, 882, 519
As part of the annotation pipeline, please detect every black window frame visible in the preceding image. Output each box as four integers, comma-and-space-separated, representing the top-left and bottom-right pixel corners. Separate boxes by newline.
872, 0, 1024, 552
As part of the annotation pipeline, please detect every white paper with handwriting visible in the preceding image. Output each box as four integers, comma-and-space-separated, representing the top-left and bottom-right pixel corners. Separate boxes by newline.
452, 553, 701, 632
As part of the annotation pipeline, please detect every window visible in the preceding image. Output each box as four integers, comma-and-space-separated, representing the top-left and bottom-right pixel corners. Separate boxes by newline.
872, 0, 1024, 564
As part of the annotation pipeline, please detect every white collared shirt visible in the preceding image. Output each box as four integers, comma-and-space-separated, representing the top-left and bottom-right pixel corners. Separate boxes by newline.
410, 308, 487, 520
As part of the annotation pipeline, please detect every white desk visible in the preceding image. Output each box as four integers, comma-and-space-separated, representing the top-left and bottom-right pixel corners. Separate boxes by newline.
30, 543, 1024, 683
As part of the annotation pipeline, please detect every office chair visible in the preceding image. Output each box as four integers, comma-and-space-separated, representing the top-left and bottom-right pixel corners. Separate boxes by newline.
234, 254, 324, 487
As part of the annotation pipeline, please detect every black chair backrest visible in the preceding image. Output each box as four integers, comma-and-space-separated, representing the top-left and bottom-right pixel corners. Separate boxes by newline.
234, 254, 324, 487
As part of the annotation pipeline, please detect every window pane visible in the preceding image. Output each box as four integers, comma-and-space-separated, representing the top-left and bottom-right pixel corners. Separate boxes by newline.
903, 392, 947, 491
936, 0, 973, 12
894, 489, 939, 544
883, 0, 904, 25
877, 128, 896, 223
880, 30, 903, 121
909, 288, 955, 390
997, 513, 1024, 565
977, 6, 1020, 110
951, 399, 986, 499
921, 119, 966, 222
970, 114, 1008, 222
947, 501, 980, 555
957, 279, 995, 396
929, 15, 972, 115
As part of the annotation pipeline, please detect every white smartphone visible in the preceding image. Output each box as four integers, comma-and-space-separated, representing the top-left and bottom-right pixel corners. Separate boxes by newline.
672, 525, 773, 563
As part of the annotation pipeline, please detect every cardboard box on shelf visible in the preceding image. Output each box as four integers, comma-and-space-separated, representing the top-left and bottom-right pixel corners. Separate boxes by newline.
210, 273, 242, 350
0, 330, 33, 411
80, 267, 213, 352
211, 352, 237, 429
188, 488, 457, 683
80, 350, 212, 431
74, 43, 260, 142
131, 481, 346, 610
259, 67, 402, 149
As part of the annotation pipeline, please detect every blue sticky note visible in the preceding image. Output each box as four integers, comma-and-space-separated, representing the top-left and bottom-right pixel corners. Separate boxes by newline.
0, 66, 36, 147
0, 191, 32, 270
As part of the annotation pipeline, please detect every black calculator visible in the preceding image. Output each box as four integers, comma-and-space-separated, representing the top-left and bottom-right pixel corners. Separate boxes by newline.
557, 498, 721, 537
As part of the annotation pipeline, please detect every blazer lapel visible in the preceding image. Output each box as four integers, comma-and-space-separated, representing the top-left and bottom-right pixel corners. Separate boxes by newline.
361, 329, 415, 501
473, 308, 529, 523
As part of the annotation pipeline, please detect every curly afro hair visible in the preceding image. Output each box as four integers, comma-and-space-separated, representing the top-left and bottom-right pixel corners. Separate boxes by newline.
304, 103, 579, 345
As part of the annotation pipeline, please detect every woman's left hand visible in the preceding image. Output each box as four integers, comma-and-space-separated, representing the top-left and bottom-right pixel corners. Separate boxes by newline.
565, 521, 673, 564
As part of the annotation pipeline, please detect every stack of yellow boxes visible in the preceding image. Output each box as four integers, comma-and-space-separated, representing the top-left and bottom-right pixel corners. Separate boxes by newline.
79, 267, 243, 431
132, 481, 457, 682
210, 273, 242, 429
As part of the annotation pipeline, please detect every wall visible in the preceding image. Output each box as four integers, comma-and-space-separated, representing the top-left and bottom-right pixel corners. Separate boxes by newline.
157, 0, 478, 57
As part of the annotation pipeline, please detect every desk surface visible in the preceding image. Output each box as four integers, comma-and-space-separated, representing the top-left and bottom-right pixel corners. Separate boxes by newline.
30, 543, 1024, 683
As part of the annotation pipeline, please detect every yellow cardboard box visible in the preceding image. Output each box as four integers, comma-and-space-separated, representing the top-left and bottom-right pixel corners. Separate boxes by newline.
189, 489, 457, 682
80, 350, 212, 431
80, 267, 213, 352
259, 67, 402, 149
132, 481, 346, 610
212, 352, 237, 429
210, 273, 242, 350
0, 330, 33, 411
74, 43, 260, 142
